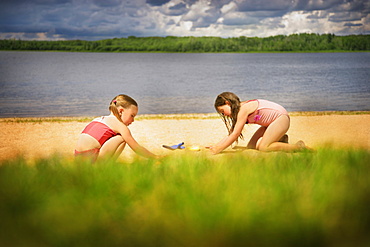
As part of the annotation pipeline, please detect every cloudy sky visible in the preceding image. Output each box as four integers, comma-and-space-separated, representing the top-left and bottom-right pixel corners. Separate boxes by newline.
0, 0, 369, 40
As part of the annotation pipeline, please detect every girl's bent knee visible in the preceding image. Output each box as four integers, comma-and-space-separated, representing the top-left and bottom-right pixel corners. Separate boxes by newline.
257, 144, 269, 152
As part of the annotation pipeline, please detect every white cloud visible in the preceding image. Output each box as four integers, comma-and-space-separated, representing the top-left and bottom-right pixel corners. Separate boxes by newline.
220, 1, 237, 14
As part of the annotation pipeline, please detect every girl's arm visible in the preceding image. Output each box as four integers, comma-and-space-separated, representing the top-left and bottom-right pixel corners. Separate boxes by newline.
117, 125, 157, 159
210, 103, 253, 154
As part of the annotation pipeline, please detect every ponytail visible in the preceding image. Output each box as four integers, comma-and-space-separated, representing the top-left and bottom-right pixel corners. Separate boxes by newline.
109, 94, 138, 123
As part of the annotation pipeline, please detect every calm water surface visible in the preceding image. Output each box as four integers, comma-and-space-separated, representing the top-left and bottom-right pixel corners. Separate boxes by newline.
0, 51, 369, 117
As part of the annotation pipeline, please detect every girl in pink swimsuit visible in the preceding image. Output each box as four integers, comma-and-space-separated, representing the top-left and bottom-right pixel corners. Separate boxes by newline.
75, 94, 157, 162
209, 92, 306, 154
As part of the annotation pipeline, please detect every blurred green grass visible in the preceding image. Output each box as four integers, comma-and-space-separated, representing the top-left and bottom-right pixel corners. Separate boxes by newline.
1, 148, 369, 247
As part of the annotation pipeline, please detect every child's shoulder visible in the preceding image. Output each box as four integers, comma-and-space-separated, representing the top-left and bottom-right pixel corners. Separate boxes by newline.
241, 99, 258, 107
240, 100, 258, 114
105, 116, 129, 132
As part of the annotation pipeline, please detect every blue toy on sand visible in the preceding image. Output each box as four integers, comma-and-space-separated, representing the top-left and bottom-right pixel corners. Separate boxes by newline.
162, 142, 185, 150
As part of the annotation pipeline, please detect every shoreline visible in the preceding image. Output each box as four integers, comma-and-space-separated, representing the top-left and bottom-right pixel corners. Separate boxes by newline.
1, 111, 369, 122
1, 112, 369, 162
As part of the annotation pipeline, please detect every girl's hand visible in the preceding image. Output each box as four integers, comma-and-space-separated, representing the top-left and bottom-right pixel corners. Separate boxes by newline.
207, 146, 219, 155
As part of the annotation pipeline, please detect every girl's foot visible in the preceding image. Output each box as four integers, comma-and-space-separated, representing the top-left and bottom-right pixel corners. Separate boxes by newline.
295, 140, 314, 151
296, 140, 306, 149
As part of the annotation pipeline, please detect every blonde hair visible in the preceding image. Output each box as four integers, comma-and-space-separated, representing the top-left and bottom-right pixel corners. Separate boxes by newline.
214, 92, 243, 140
109, 94, 138, 123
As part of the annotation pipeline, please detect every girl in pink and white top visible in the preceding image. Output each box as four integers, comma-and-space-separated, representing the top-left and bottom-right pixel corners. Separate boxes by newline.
75, 94, 157, 162
209, 92, 306, 154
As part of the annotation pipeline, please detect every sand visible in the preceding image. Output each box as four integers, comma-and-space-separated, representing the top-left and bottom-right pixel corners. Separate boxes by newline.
1, 113, 369, 161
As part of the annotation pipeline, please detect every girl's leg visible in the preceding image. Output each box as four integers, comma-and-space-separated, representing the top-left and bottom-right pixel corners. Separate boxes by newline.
112, 141, 126, 160
247, 126, 266, 149
99, 135, 126, 160
257, 115, 305, 152
248, 128, 289, 149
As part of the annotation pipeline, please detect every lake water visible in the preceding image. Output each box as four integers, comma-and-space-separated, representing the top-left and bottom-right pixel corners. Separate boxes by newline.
0, 51, 369, 117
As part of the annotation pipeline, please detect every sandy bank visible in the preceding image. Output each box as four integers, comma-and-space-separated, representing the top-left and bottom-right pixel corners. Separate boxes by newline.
1, 113, 369, 161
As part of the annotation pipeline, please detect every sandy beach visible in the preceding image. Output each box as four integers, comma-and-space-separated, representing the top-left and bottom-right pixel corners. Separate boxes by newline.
1, 113, 369, 161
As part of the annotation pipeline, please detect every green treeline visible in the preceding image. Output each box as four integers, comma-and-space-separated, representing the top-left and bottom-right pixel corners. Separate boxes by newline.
0, 33, 369, 52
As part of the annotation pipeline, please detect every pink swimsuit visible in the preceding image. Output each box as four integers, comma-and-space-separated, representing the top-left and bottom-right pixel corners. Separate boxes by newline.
246, 99, 289, 127
81, 117, 119, 146
74, 148, 100, 162
75, 117, 120, 161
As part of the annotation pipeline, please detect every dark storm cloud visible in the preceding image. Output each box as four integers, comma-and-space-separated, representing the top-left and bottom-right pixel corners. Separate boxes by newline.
0, 0, 369, 40
329, 12, 365, 22
168, 3, 188, 15
236, 0, 295, 12
146, 0, 172, 6
0, 0, 156, 39
93, 0, 122, 7
344, 23, 363, 27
